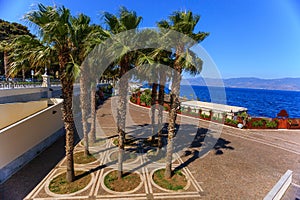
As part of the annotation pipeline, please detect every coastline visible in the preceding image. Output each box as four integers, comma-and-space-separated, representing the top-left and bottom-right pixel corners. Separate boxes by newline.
179, 85, 300, 118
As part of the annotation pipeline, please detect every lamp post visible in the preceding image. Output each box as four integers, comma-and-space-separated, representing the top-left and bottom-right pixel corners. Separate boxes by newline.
31, 70, 34, 82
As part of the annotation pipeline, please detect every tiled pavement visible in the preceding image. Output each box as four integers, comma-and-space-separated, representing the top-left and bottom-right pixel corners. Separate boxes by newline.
24, 137, 204, 200
2, 96, 300, 199
24, 97, 205, 200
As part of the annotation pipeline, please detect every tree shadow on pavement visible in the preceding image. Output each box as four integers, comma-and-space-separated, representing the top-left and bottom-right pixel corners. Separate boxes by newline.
115, 122, 234, 173
0, 134, 66, 200
174, 126, 234, 171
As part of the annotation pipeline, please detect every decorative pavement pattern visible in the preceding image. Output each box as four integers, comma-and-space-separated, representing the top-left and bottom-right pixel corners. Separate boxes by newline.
24, 136, 204, 200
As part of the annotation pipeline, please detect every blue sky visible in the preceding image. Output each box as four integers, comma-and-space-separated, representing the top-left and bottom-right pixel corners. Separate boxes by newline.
0, 0, 300, 79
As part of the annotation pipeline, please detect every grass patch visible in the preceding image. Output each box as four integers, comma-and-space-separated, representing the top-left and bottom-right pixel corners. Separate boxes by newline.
104, 170, 141, 192
110, 151, 137, 163
147, 149, 166, 163
113, 138, 119, 146
153, 169, 187, 191
81, 138, 106, 147
112, 138, 136, 147
74, 151, 97, 164
49, 171, 91, 194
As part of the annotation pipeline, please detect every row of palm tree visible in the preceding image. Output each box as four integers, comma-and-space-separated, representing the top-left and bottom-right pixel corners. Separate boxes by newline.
7, 4, 208, 183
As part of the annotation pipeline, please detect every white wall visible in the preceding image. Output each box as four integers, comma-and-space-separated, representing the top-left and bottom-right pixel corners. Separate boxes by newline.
0, 98, 64, 169
0, 100, 48, 129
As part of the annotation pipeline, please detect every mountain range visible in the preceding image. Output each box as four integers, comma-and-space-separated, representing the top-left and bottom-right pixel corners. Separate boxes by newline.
186, 77, 300, 91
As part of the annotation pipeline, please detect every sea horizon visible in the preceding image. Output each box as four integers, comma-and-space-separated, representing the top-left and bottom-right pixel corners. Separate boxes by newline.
180, 85, 300, 119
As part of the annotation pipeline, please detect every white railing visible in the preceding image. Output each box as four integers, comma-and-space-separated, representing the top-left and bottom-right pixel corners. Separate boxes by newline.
0, 81, 61, 90
264, 170, 293, 200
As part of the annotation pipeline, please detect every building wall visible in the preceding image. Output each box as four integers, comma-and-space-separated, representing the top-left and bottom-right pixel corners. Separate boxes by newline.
0, 88, 49, 104
0, 98, 64, 183
0, 100, 48, 129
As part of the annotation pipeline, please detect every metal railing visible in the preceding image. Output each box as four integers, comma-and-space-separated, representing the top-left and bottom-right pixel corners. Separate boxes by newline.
0, 81, 61, 90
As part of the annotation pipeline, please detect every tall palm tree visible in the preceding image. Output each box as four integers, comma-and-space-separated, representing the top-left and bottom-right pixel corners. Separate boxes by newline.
155, 50, 173, 149
135, 46, 159, 139
103, 7, 142, 179
71, 14, 109, 157
23, 4, 83, 182
135, 28, 174, 150
136, 47, 172, 149
157, 11, 209, 178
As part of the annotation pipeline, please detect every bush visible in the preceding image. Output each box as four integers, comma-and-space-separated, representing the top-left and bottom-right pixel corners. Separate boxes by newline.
252, 119, 265, 127
225, 118, 238, 125
200, 113, 209, 119
212, 116, 223, 122
238, 111, 248, 119
130, 96, 137, 103
189, 111, 198, 116
265, 120, 277, 128
140, 92, 152, 106
144, 89, 151, 95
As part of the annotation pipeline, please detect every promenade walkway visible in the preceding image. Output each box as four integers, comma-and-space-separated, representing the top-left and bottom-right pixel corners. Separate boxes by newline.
1, 96, 300, 199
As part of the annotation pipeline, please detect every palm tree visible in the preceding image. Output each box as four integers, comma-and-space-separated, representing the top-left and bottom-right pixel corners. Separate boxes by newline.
103, 7, 142, 179
136, 48, 172, 149
157, 11, 209, 178
135, 46, 159, 139
71, 14, 109, 157
135, 28, 174, 149
22, 4, 84, 182
155, 50, 173, 149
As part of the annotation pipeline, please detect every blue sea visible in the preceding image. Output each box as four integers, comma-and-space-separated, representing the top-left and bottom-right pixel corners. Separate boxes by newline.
180, 85, 300, 118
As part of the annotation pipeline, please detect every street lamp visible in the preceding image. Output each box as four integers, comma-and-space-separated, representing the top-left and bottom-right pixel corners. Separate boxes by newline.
31, 70, 34, 82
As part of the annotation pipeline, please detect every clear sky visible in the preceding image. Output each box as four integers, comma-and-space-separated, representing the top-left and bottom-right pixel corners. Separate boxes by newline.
0, 0, 300, 79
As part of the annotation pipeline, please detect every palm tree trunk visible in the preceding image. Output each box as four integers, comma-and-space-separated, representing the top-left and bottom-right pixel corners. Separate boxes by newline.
80, 69, 90, 157
157, 73, 166, 149
117, 65, 129, 180
165, 71, 181, 179
61, 77, 75, 183
4, 51, 8, 81
89, 81, 97, 143
59, 51, 75, 183
22, 68, 25, 82
151, 83, 158, 138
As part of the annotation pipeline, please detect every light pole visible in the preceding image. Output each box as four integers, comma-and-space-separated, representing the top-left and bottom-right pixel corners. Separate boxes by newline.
31, 70, 34, 82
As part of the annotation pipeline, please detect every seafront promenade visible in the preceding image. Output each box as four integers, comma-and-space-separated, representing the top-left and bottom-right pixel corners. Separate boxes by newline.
1, 96, 300, 199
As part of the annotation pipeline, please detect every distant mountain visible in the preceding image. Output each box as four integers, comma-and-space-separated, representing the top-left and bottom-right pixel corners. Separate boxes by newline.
186, 77, 300, 91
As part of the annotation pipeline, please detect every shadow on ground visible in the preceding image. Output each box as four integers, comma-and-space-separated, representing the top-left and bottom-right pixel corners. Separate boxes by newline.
0, 135, 66, 200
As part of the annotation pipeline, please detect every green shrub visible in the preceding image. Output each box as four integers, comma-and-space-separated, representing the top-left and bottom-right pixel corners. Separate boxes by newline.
144, 89, 151, 95
140, 92, 152, 106
238, 111, 248, 119
200, 113, 209, 119
212, 116, 222, 122
225, 118, 238, 125
130, 96, 137, 103
189, 111, 198, 116
265, 120, 277, 128
252, 120, 264, 127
